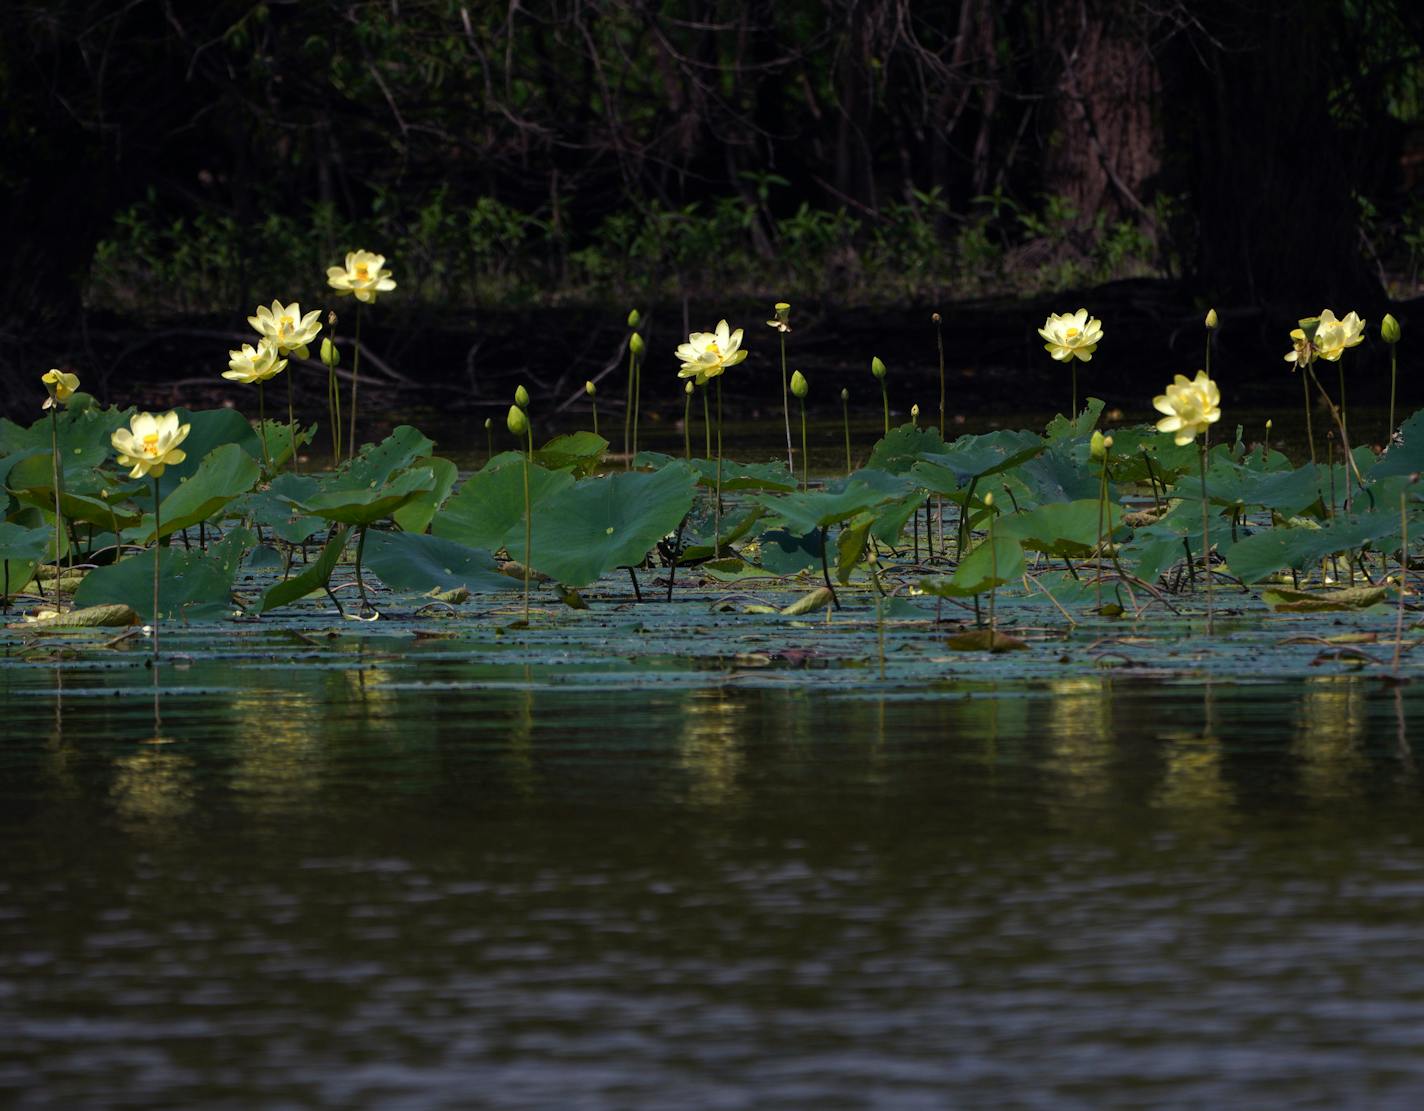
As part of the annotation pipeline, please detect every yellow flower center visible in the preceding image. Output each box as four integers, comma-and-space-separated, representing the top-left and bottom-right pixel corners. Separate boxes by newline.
1065, 327, 1080, 339
141, 433, 161, 456
279, 315, 294, 332
707, 342, 721, 358
355, 264, 370, 281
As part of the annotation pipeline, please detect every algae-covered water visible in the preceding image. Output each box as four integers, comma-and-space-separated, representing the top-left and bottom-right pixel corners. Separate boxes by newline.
5, 575, 1424, 1105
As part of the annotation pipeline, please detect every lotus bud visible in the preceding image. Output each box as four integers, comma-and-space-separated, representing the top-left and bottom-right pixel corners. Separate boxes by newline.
1383, 313, 1401, 344
840, 388, 849, 402
1205, 308, 1219, 329
506, 404, 528, 437
983, 492, 994, 508
627, 309, 642, 328
910, 403, 920, 422
483, 417, 492, 431
684, 380, 694, 396
585, 380, 596, 397
514, 384, 530, 410
1103, 435, 1113, 450
932, 311, 941, 323
790, 370, 808, 399
1266, 419, 1272, 431
1090, 430, 1107, 460
320, 337, 340, 368
295, 344, 311, 361
871, 356, 887, 380
630, 333, 645, 357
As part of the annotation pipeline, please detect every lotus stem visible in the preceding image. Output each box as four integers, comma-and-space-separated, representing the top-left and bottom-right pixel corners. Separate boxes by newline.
1096, 449, 1109, 614
354, 524, 371, 613
486, 423, 493, 463
1199, 443, 1213, 635
1071, 364, 1078, 419
522, 430, 533, 625
347, 303, 363, 460
880, 379, 889, 437
799, 397, 808, 492
1395, 489, 1409, 676
623, 341, 635, 470
1337, 360, 1348, 443
632, 349, 642, 462
1301, 367, 1316, 465
257, 381, 271, 472
867, 551, 885, 679
683, 389, 692, 460
287, 369, 299, 474
328, 358, 342, 467
151, 476, 161, 661
1389, 342, 1398, 443
987, 499, 999, 633
591, 397, 599, 438
818, 525, 840, 610
49, 407, 64, 613
714, 376, 723, 555
780, 333, 793, 473
702, 387, 711, 459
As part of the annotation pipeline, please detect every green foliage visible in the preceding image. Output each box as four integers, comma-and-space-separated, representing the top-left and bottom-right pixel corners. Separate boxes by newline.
363, 532, 516, 594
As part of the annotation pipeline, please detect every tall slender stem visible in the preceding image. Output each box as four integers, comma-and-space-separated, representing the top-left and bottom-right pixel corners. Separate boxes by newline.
591, 398, 599, 438
702, 387, 711, 459
1071, 363, 1078, 418
1390, 344, 1399, 442
49, 408, 64, 613
780, 334, 793, 472
1200, 443, 1214, 635
1395, 490, 1409, 676
354, 525, 371, 612
151, 476, 162, 661
522, 431, 533, 625
623, 342, 635, 470
257, 381, 271, 472
347, 303, 363, 459
1096, 451, 1108, 613
1301, 368, 1316, 465
880, 380, 889, 437
683, 391, 692, 460
714, 376, 723, 554
799, 398, 808, 491
631, 351, 642, 461
1336, 361, 1349, 443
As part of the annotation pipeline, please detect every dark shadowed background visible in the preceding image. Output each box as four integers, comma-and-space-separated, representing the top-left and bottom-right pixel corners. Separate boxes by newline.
3, 0, 1422, 425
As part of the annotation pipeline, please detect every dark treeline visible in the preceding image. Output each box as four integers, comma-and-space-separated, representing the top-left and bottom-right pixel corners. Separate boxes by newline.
3, 0, 1423, 401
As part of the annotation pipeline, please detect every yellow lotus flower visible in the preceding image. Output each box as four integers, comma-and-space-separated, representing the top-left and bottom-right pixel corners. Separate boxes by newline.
1038, 308, 1103, 362
247, 300, 322, 357
112, 411, 191, 479
675, 319, 748, 384
41, 369, 79, 410
326, 250, 397, 304
1153, 370, 1221, 446
1284, 326, 1314, 369
223, 338, 286, 384
1313, 309, 1366, 362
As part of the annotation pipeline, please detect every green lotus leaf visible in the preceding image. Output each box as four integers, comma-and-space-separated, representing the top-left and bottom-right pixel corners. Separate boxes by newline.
433, 459, 573, 555
529, 463, 699, 587
363, 531, 517, 593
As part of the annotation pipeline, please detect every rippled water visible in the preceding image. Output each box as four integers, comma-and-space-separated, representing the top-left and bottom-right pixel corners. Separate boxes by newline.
4, 619, 1424, 1107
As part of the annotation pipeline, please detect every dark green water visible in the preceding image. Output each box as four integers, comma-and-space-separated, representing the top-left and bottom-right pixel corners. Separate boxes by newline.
5, 612, 1424, 1106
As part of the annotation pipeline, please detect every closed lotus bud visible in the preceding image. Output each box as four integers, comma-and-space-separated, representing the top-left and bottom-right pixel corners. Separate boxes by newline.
1103, 435, 1113, 450
790, 370, 808, 398
932, 312, 941, 323
1205, 308, 1219, 329
840, 388, 849, 402
585, 380, 596, 397
1266, 419, 1272, 430
684, 380, 694, 395
871, 356, 887, 380
506, 404, 528, 437
630, 333, 645, 357
1090, 430, 1107, 460
1383, 313, 1401, 344
627, 309, 642, 328
320, 337, 340, 368
514, 384, 530, 409
484, 417, 493, 431
983, 492, 995, 508
911, 403, 920, 420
